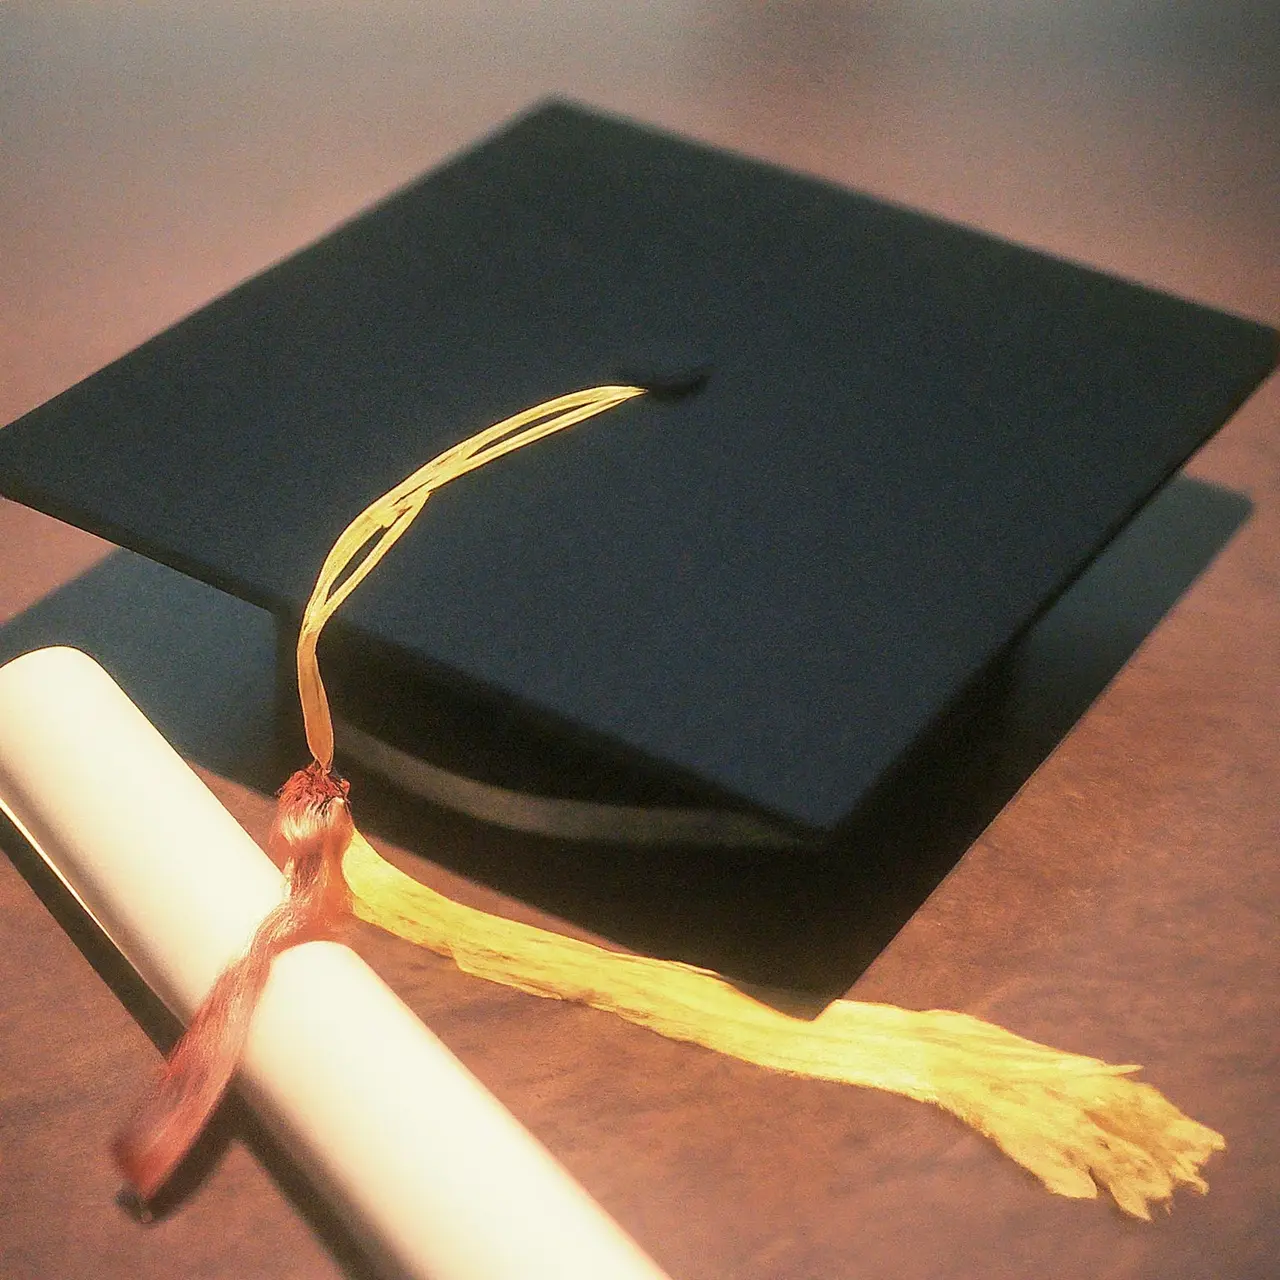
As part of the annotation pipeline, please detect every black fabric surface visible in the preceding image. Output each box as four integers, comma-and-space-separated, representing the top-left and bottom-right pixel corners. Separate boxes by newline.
0, 101, 1274, 831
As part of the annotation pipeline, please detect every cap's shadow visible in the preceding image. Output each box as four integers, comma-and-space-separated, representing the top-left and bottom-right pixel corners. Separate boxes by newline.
0, 473, 1252, 1012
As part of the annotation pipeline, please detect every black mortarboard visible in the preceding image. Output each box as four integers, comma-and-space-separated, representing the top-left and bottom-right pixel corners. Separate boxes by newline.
0, 100, 1275, 842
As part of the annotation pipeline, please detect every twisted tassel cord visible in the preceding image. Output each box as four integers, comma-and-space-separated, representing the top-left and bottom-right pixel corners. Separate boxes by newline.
295, 386, 646, 770
116, 384, 1224, 1219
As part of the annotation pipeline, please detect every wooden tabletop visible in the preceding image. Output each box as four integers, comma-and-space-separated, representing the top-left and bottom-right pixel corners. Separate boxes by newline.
2, 5, 1277, 1278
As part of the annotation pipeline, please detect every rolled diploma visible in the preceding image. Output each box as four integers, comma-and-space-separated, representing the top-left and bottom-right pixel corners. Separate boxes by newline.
0, 646, 670, 1280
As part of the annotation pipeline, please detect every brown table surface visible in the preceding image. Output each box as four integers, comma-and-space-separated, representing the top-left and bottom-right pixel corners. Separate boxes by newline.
2, 5, 1277, 1278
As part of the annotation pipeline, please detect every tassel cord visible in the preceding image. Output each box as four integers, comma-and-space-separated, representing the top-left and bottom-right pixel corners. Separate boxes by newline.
294, 386, 646, 769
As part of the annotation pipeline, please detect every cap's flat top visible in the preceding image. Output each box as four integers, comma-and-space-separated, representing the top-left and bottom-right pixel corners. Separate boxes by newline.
0, 101, 1275, 831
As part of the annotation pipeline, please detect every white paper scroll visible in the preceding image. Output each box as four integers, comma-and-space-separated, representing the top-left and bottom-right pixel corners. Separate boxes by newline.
0, 646, 671, 1280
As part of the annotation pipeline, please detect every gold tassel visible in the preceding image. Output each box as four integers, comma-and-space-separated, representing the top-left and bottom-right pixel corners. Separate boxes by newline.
342, 828, 1222, 1220
293, 384, 1222, 1220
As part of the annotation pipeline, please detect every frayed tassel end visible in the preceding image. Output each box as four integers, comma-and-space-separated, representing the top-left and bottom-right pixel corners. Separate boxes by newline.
342, 828, 1225, 1220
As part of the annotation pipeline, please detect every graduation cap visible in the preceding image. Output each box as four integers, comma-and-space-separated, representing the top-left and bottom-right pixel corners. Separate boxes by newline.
0, 99, 1274, 847
2, 101, 1270, 1217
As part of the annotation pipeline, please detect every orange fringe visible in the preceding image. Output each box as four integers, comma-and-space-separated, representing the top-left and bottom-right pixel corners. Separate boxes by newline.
113, 764, 352, 1202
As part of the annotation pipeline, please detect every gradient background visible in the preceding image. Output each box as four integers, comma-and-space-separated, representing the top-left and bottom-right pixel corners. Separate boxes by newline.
1, 5, 1277, 1279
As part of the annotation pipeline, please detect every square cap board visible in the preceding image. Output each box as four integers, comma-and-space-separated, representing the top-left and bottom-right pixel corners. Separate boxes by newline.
0, 100, 1275, 839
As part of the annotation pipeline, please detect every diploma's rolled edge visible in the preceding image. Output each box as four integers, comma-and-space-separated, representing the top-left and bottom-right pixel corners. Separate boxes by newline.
0, 645, 672, 1280
0, 645, 284, 1017
244, 941, 674, 1280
